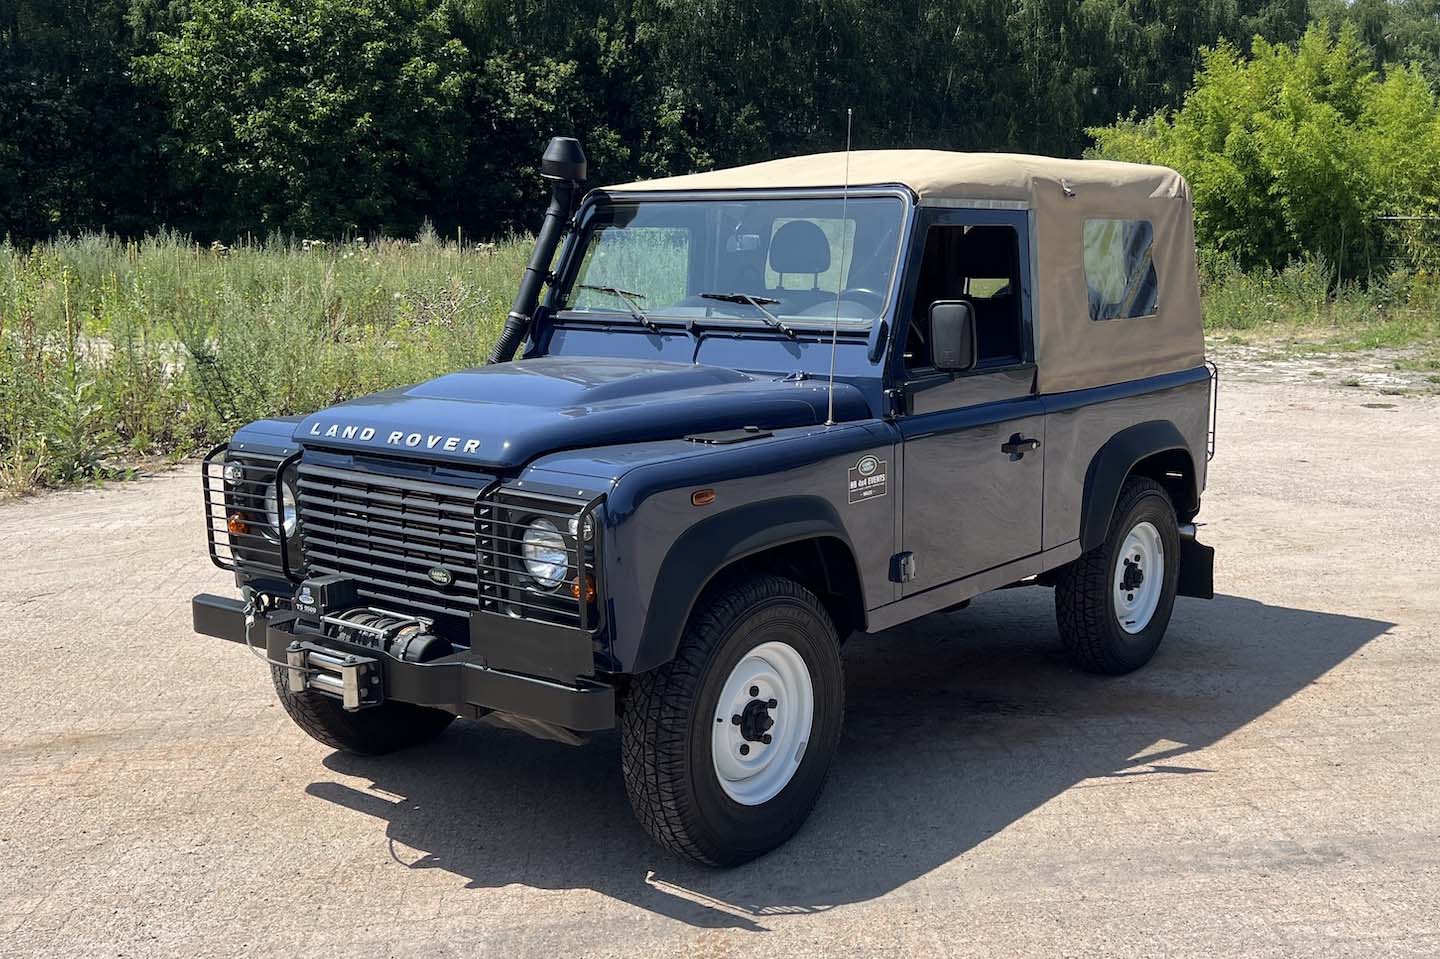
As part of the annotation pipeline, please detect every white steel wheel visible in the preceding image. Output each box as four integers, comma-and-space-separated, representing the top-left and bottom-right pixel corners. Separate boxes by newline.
1113, 520, 1165, 634
710, 640, 815, 806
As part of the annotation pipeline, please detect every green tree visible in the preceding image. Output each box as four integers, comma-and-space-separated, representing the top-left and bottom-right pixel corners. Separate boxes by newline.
138, 0, 472, 238
1090, 23, 1440, 279
0, 0, 165, 238
1312, 0, 1440, 87
3, 0, 1320, 243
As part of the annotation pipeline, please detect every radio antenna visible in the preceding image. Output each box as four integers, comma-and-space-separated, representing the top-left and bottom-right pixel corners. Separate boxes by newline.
824, 108, 853, 428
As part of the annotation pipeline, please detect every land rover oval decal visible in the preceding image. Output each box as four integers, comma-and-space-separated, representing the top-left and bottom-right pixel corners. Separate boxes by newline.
848, 455, 889, 504
427, 567, 455, 587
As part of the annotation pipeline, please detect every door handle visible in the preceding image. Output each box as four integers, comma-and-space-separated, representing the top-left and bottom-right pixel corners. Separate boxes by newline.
1002, 434, 1041, 459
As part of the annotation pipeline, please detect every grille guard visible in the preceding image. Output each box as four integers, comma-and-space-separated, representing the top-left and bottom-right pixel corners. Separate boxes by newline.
202, 444, 302, 581
207, 448, 606, 633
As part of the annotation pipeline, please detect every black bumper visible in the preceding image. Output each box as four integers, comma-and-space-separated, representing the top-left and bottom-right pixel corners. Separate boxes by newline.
192, 594, 616, 731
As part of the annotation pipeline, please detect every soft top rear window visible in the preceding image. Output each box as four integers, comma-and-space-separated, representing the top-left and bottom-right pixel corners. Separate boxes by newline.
1084, 218, 1159, 321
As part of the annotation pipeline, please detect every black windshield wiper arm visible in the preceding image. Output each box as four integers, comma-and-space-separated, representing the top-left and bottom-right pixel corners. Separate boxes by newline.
578, 284, 661, 333
698, 292, 796, 339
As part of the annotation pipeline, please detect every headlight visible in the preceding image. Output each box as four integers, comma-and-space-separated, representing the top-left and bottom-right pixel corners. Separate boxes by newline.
223, 461, 246, 485
521, 518, 568, 590
264, 477, 299, 539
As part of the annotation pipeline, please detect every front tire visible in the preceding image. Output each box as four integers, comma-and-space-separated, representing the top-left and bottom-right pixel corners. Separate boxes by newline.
620, 573, 845, 867
1055, 477, 1181, 675
269, 665, 455, 755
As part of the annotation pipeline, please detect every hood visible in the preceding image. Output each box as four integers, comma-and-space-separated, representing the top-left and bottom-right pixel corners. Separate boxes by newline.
293, 357, 870, 469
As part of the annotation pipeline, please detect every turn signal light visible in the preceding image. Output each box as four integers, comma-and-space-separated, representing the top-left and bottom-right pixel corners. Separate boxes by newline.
227, 513, 249, 536
571, 575, 596, 603
691, 488, 716, 507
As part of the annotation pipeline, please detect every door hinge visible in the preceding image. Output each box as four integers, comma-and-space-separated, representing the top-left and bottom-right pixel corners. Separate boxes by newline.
890, 551, 918, 584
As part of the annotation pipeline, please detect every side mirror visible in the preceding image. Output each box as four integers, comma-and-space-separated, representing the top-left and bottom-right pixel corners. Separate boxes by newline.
930, 300, 977, 372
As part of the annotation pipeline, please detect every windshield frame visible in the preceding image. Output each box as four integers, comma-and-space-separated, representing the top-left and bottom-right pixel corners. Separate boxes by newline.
546, 186, 916, 337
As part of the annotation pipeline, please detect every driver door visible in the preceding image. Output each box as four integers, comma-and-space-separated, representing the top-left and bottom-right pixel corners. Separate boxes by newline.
896, 209, 1045, 595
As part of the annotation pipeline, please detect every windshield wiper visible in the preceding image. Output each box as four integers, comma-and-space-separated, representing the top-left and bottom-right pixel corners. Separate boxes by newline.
577, 284, 661, 333
698, 292, 797, 340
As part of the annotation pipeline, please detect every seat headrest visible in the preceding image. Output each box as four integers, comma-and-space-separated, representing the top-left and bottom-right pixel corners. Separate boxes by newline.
769, 220, 832, 275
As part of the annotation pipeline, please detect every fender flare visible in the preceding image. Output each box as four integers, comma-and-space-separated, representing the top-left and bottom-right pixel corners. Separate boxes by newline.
1079, 420, 1196, 552
627, 496, 858, 674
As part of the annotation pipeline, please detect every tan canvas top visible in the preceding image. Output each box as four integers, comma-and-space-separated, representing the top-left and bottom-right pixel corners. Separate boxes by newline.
608, 151, 1205, 393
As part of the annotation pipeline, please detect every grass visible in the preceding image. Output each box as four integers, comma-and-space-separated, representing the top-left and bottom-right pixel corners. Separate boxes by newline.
1201, 255, 1440, 351
3, 233, 1439, 494
1, 230, 526, 492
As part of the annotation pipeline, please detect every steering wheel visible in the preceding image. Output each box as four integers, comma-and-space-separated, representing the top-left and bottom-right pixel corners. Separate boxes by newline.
838, 287, 885, 312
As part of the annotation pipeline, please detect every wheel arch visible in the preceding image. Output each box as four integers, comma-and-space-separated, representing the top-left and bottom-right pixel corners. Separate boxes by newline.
1079, 420, 1199, 552
627, 496, 864, 674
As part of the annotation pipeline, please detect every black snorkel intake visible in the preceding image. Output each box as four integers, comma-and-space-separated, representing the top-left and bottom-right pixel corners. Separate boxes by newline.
487, 137, 588, 364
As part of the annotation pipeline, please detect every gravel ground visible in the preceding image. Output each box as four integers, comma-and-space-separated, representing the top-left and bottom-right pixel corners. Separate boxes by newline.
1208, 341, 1440, 394
2, 377, 1438, 958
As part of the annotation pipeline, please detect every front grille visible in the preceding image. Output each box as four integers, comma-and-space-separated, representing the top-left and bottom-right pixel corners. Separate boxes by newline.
296, 463, 486, 618
478, 489, 599, 629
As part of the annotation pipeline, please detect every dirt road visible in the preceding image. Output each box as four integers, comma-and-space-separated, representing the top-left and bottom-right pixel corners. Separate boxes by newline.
2, 378, 1438, 958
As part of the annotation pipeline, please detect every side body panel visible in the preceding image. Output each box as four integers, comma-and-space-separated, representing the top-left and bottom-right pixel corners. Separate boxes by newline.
1040, 367, 1211, 551
860, 369, 1210, 636
897, 395, 1044, 593
525, 421, 900, 674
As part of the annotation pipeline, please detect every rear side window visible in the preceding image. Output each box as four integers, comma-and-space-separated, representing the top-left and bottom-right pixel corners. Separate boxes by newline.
1084, 219, 1159, 320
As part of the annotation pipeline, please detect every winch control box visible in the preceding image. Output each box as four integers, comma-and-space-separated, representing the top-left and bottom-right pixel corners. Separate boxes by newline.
292, 574, 358, 626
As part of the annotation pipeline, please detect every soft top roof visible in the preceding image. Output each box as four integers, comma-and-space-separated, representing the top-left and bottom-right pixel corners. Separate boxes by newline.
606, 151, 1204, 394
607, 149, 1188, 208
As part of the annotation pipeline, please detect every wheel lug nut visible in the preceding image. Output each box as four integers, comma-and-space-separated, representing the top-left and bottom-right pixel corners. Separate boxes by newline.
762, 734, 772, 744
767, 698, 777, 708
739, 744, 750, 756
749, 686, 759, 697
731, 714, 741, 725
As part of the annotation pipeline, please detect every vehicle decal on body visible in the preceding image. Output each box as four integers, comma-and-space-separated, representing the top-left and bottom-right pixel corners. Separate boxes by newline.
848, 455, 888, 504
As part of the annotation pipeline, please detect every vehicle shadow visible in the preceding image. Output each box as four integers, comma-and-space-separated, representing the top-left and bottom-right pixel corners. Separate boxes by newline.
307, 590, 1392, 931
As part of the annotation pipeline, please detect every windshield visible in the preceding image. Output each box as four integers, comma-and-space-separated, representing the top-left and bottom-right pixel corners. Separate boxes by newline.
558, 195, 906, 331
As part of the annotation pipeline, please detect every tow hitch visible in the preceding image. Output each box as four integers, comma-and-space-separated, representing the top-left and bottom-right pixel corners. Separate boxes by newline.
285, 641, 383, 711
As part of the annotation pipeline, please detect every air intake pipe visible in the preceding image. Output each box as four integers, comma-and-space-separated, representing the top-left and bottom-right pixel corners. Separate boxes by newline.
487, 137, 588, 363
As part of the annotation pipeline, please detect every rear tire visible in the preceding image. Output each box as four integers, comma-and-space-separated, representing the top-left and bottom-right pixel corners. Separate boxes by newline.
270, 665, 455, 755
1055, 477, 1181, 675
620, 573, 845, 867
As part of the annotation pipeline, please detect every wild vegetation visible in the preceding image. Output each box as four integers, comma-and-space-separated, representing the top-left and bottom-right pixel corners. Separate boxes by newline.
0, 233, 525, 490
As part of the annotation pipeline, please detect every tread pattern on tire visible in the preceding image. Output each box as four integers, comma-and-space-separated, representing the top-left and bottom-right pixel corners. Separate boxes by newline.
1055, 476, 1175, 675
269, 665, 454, 755
619, 573, 841, 866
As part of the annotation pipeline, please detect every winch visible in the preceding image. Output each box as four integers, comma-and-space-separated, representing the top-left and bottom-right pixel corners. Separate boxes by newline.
283, 575, 453, 710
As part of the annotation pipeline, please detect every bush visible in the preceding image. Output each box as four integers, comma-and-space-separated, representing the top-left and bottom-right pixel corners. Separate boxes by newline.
1090, 23, 1440, 283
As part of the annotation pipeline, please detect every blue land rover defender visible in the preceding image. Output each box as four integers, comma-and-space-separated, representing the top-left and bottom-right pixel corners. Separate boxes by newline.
193, 138, 1216, 866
